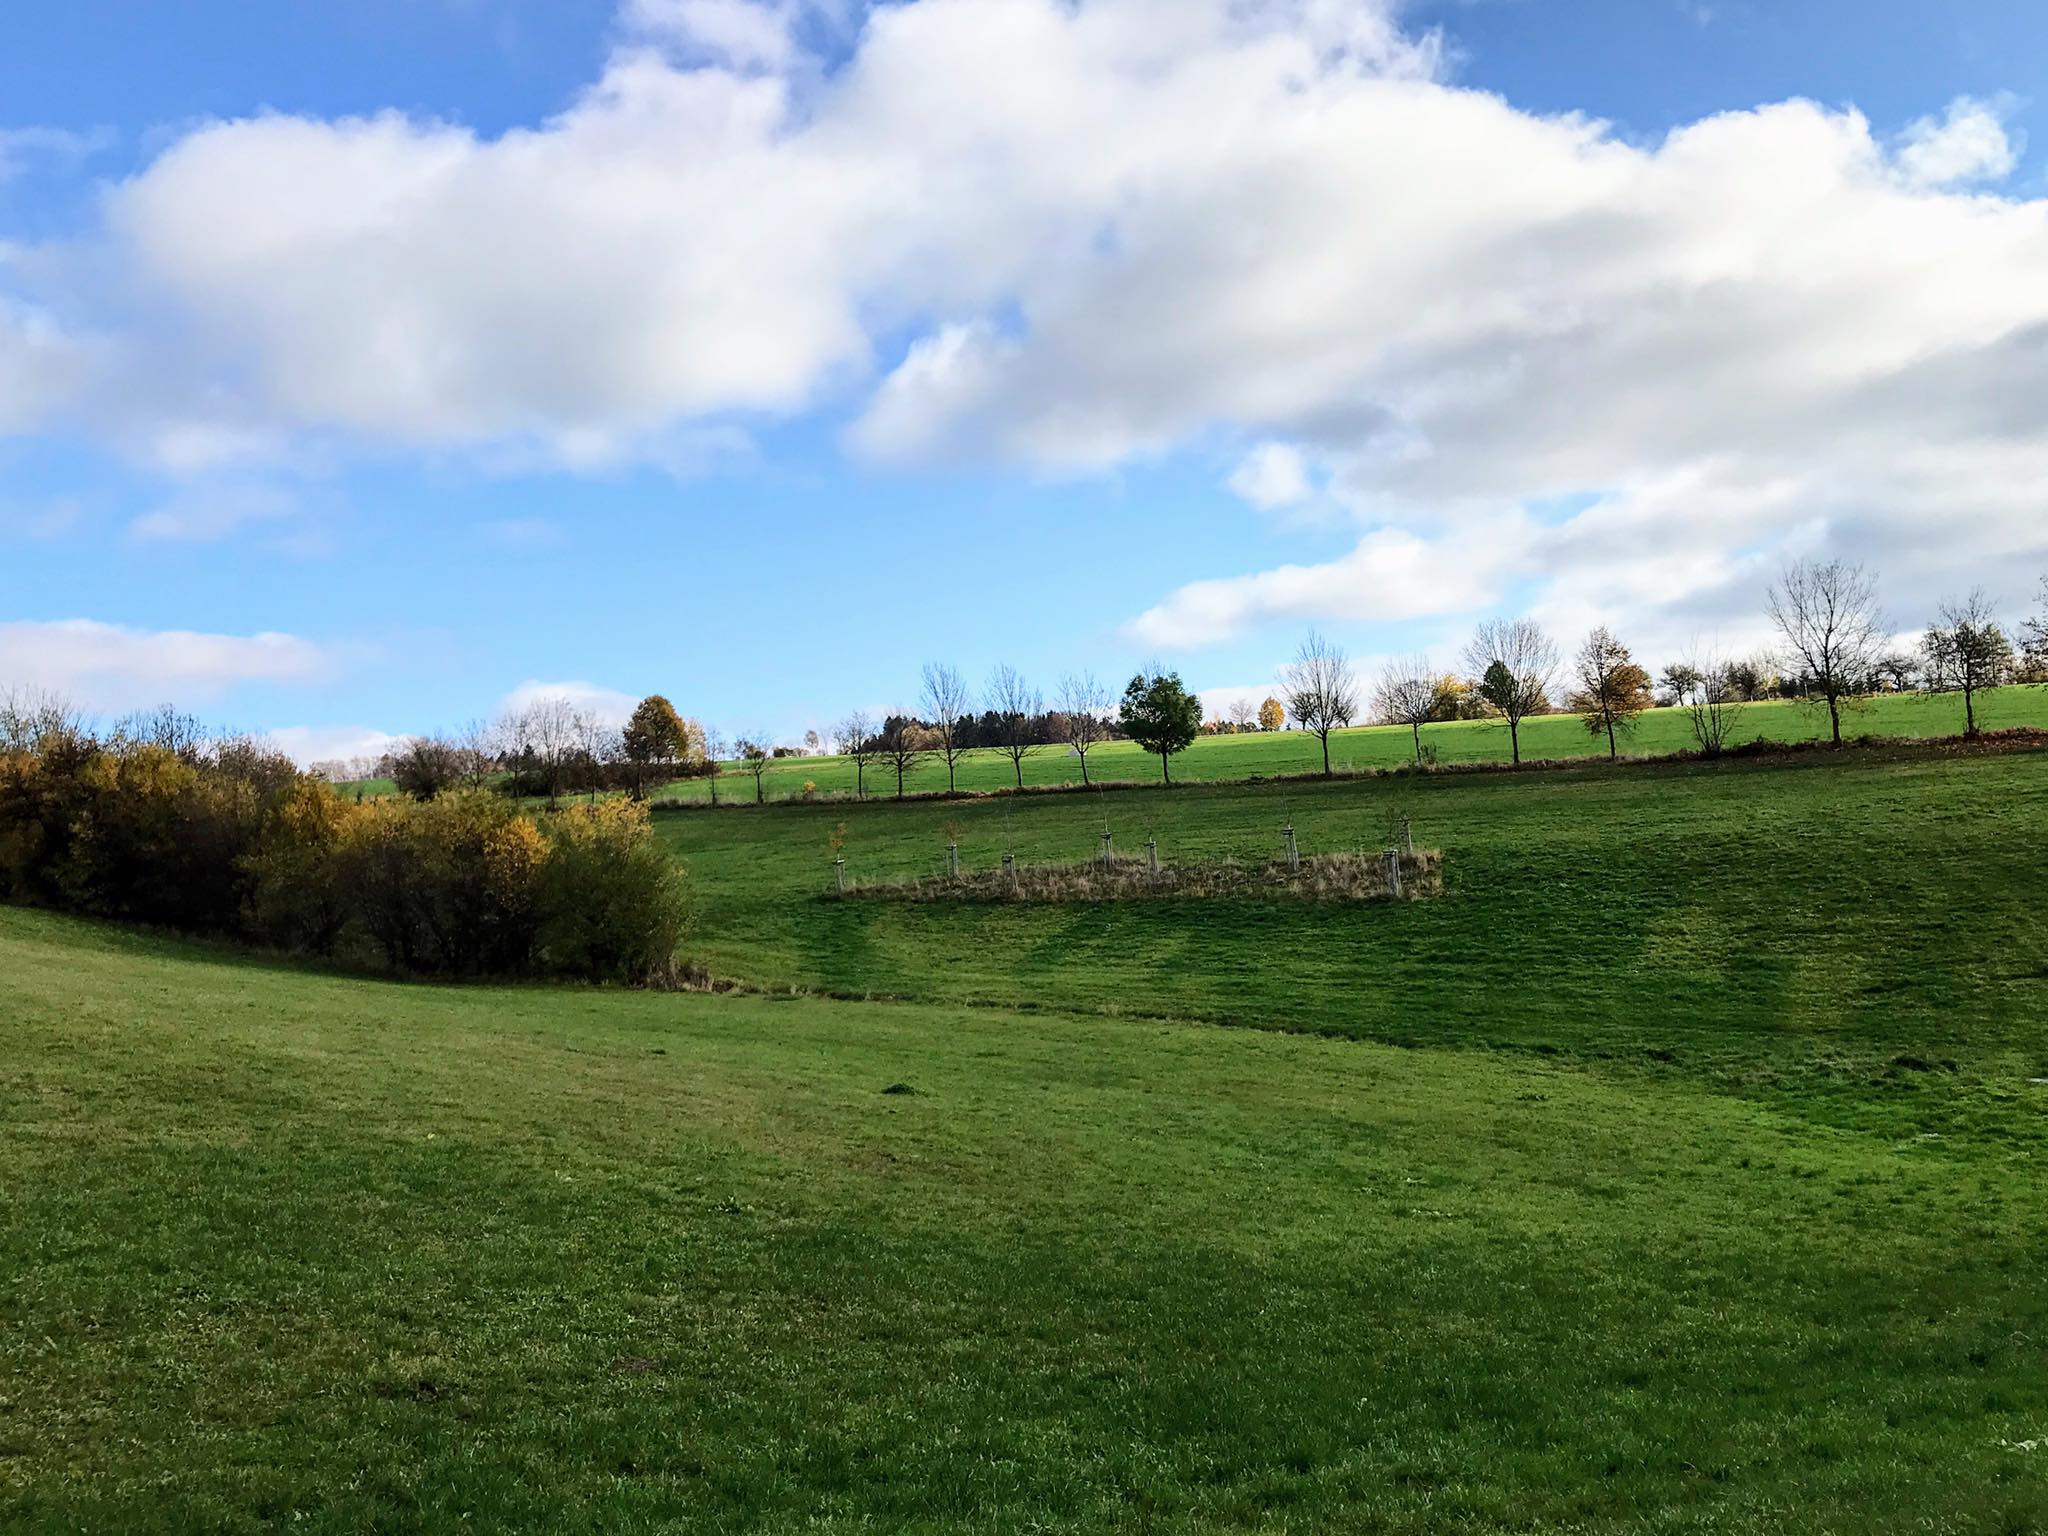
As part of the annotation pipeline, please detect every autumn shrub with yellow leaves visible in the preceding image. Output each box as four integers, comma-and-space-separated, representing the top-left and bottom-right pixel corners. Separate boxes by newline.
0, 726, 688, 983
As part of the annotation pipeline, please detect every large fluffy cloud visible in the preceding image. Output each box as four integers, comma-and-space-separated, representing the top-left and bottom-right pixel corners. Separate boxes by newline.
0, 619, 330, 712
4, 0, 2048, 648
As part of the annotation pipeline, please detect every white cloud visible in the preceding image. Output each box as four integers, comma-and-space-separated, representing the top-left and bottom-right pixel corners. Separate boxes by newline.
1130, 515, 1534, 647
1895, 96, 2020, 189
0, 125, 110, 182
0, 0, 2045, 651
1228, 442, 1314, 511
264, 723, 405, 769
0, 497, 82, 540
620, 0, 814, 71
128, 483, 299, 543
0, 619, 330, 712
498, 678, 640, 728
0, 296, 94, 435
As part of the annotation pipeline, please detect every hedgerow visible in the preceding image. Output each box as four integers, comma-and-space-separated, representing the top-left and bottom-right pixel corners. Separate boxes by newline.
0, 725, 686, 983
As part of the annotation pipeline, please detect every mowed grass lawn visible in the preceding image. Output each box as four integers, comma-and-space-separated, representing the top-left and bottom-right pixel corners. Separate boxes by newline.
645, 687, 2048, 803
3, 905, 2045, 1533
658, 741, 2048, 1113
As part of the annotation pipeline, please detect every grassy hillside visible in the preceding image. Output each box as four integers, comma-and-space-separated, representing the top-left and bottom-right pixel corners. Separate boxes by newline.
3, 905, 2044, 1532
657, 741, 2048, 1110
649, 686, 2048, 803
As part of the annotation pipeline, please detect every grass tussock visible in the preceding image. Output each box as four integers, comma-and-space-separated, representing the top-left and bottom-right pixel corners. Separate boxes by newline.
840, 847, 1443, 904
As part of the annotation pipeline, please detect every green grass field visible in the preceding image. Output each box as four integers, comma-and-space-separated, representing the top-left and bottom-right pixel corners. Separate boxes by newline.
656, 739, 2048, 1101
646, 687, 2048, 804
10, 735, 2048, 1530
4, 892, 2045, 1533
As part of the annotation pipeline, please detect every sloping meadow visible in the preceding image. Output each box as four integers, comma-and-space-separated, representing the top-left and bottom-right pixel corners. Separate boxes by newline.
658, 745, 2048, 1124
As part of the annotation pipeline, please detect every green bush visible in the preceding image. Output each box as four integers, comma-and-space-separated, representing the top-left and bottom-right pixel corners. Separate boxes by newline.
535, 799, 690, 982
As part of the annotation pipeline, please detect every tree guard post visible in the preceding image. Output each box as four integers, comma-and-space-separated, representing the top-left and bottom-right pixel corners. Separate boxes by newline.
833, 856, 846, 894
1098, 828, 1113, 868
1146, 837, 1159, 881
1384, 847, 1402, 898
1284, 822, 1299, 870
947, 842, 959, 878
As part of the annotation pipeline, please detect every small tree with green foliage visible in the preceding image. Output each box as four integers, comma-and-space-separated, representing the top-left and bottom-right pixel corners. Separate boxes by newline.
1118, 669, 1203, 785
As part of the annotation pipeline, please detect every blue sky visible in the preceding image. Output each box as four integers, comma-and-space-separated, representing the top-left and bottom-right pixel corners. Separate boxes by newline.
4, 0, 2047, 761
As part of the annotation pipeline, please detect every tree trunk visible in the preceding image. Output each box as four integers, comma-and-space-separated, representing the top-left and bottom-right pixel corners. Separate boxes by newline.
1965, 684, 1977, 737
1160, 751, 1171, 785
947, 752, 956, 793
1411, 722, 1422, 761
1509, 718, 1521, 765
1321, 731, 1331, 777
1827, 691, 1842, 746
1606, 716, 1617, 759
1013, 756, 1023, 790
1079, 752, 1090, 786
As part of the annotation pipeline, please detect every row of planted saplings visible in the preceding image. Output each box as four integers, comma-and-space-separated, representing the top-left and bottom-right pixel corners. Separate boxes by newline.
819, 823, 1425, 909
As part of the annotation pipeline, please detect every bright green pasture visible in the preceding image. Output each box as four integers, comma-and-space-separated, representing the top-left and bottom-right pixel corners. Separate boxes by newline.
655, 687, 2048, 803
4, 905, 2045, 1533
659, 742, 2048, 1108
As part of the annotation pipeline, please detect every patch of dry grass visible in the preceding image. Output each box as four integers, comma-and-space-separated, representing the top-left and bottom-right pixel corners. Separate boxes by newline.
840, 848, 1443, 904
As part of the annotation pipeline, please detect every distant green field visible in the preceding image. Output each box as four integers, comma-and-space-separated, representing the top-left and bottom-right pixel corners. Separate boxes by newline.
652, 686, 2048, 803
5, 897, 2045, 1532
658, 739, 2048, 1094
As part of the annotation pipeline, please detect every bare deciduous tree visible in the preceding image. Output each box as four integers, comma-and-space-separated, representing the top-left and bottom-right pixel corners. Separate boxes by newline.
2019, 574, 2048, 682
986, 663, 1044, 790
501, 695, 580, 806
702, 729, 727, 807
836, 709, 876, 801
114, 703, 207, 761
1567, 627, 1654, 759
920, 662, 974, 794
1673, 650, 1745, 757
0, 687, 79, 752
1766, 558, 1886, 747
1282, 629, 1359, 777
1226, 696, 1257, 732
735, 738, 773, 804
570, 708, 615, 802
1921, 588, 2015, 737
876, 713, 933, 799
1373, 655, 1448, 762
1462, 618, 1558, 765
1056, 672, 1111, 786
452, 718, 496, 790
